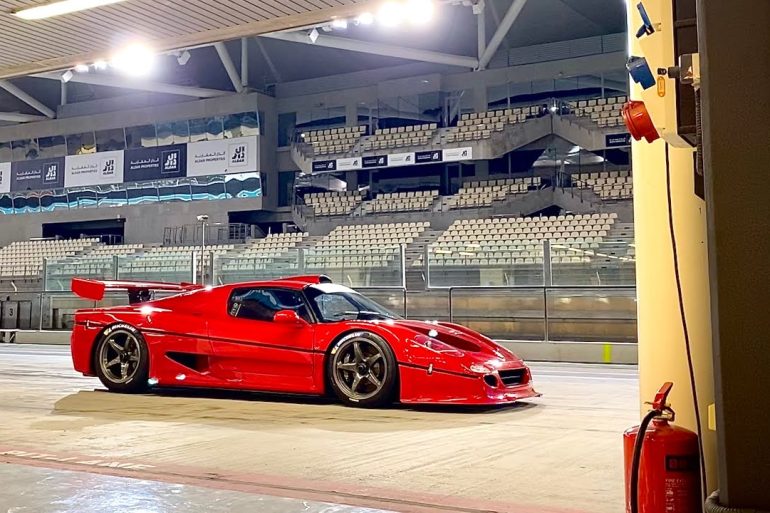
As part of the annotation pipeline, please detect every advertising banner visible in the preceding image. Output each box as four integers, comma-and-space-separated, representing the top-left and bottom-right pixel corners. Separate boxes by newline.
64, 150, 125, 187
415, 150, 443, 164
388, 152, 416, 167
444, 147, 473, 162
336, 157, 362, 171
312, 160, 337, 173
10, 157, 65, 191
186, 136, 259, 177
362, 155, 389, 169
0, 162, 10, 194
123, 144, 186, 182
605, 133, 632, 147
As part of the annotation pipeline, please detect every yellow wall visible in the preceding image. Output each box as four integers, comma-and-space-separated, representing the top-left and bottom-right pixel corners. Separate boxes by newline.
627, 0, 717, 493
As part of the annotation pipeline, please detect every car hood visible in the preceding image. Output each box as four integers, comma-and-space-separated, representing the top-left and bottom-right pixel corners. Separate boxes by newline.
382, 318, 523, 365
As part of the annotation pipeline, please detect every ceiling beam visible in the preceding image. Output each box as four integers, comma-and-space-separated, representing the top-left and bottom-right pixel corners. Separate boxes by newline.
214, 42, 245, 93
0, 80, 55, 118
0, 112, 47, 123
31, 72, 231, 98
478, 0, 528, 70
264, 32, 478, 69
256, 38, 283, 84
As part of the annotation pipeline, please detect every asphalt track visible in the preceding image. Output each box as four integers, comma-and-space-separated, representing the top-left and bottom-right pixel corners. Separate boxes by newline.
0, 344, 638, 513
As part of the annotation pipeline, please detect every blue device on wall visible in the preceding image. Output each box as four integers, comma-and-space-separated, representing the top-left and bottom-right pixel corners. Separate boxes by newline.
636, 2, 655, 38
627, 56, 656, 90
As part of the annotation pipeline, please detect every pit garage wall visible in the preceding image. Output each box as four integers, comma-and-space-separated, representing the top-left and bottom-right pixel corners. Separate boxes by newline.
697, 0, 770, 508
627, 0, 717, 496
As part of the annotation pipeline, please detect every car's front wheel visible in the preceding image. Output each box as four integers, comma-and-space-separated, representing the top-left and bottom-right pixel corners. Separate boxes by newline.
327, 331, 397, 407
94, 324, 149, 393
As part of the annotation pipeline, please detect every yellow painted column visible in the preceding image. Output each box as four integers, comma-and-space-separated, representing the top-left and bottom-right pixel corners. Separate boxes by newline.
627, 0, 716, 493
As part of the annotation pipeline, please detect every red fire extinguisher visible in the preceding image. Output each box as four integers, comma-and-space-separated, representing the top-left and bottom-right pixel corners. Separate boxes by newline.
624, 382, 701, 513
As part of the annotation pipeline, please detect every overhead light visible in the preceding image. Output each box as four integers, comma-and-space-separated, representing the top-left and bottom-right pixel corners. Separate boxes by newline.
73, 63, 89, 73
93, 60, 108, 70
378, 2, 404, 26
110, 42, 156, 77
308, 28, 320, 43
406, 0, 434, 24
14, 0, 125, 20
331, 18, 348, 29
356, 12, 374, 25
176, 50, 191, 66
61, 70, 73, 83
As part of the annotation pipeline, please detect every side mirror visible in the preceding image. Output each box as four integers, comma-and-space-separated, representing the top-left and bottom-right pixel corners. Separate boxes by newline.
273, 309, 306, 326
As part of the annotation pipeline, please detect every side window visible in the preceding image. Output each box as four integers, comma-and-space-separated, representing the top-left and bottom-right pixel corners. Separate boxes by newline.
228, 288, 310, 322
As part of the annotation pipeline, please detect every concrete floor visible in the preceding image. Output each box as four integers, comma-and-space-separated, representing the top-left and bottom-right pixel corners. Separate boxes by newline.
0, 345, 638, 513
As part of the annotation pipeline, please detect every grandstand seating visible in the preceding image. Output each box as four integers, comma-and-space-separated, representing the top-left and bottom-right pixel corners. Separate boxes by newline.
446, 178, 540, 209
432, 214, 617, 266
363, 190, 438, 214
575, 170, 633, 200
443, 106, 544, 143
305, 190, 363, 216
0, 238, 99, 278
568, 96, 627, 128
362, 124, 437, 151
306, 222, 428, 269
301, 126, 366, 156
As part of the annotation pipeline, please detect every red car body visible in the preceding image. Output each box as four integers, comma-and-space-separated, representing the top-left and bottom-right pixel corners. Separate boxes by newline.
70, 276, 540, 406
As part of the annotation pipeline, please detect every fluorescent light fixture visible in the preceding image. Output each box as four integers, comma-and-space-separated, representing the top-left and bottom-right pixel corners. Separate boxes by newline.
377, 1, 404, 26
110, 42, 156, 77
331, 18, 348, 29
74, 63, 89, 73
93, 59, 108, 70
356, 12, 374, 25
406, 0, 434, 24
14, 0, 125, 20
308, 28, 320, 43
60, 70, 73, 83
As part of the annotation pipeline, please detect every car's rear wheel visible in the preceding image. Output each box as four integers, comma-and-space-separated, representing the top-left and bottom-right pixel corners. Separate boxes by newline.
327, 331, 397, 407
94, 324, 149, 393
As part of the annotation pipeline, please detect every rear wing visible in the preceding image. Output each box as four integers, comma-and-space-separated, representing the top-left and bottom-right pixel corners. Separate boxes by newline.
71, 278, 202, 304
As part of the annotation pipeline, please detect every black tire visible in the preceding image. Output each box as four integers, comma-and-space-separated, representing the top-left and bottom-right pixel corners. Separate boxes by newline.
327, 331, 398, 408
94, 324, 149, 393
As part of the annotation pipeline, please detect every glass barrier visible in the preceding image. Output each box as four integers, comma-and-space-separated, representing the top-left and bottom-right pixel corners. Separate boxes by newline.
116, 254, 195, 283
448, 287, 546, 341
546, 287, 637, 342
550, 240, 636, 286
427, 242, 545, 287
213, 246, 405, 289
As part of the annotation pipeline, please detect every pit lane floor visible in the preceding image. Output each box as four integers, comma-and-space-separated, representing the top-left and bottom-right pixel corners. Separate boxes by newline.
0, 345, 638, 513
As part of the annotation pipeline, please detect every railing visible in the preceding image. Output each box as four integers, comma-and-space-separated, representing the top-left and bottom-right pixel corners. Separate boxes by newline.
20, 241, 638, 341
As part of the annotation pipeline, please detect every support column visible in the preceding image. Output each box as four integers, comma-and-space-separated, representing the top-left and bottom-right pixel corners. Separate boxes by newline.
698, 0, 770, 508
627, 0, 717, 496
345, 102, 358, 127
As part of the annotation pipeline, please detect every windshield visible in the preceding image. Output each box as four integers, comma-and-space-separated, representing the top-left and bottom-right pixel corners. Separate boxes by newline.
305, 285, 401, 322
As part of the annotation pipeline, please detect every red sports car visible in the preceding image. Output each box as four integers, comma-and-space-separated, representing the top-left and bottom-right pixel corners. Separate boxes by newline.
70, 275, 539, 407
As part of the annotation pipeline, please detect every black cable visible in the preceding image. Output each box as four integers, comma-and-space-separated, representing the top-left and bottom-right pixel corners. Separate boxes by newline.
664, 142, 708, 498
630, 408, 661, 513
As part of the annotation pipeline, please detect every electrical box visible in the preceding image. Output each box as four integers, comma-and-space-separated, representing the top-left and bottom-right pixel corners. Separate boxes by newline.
633, 0, 698, 148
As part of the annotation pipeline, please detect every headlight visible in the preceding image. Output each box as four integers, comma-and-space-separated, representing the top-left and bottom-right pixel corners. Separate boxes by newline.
468, 363, 492, 374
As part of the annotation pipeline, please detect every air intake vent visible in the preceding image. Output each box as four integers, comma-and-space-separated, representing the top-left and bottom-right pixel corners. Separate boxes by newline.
498, 369, 526, 387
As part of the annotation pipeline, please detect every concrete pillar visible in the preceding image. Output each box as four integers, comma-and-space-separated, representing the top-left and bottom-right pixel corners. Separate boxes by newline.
345, 102, 358, 127
627, 0, 717, 495
697, 0, 770, 508
474, 83, 488, 113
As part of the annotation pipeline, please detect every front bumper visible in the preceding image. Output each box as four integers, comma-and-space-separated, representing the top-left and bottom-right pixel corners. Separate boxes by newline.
398, 363, 541, 405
